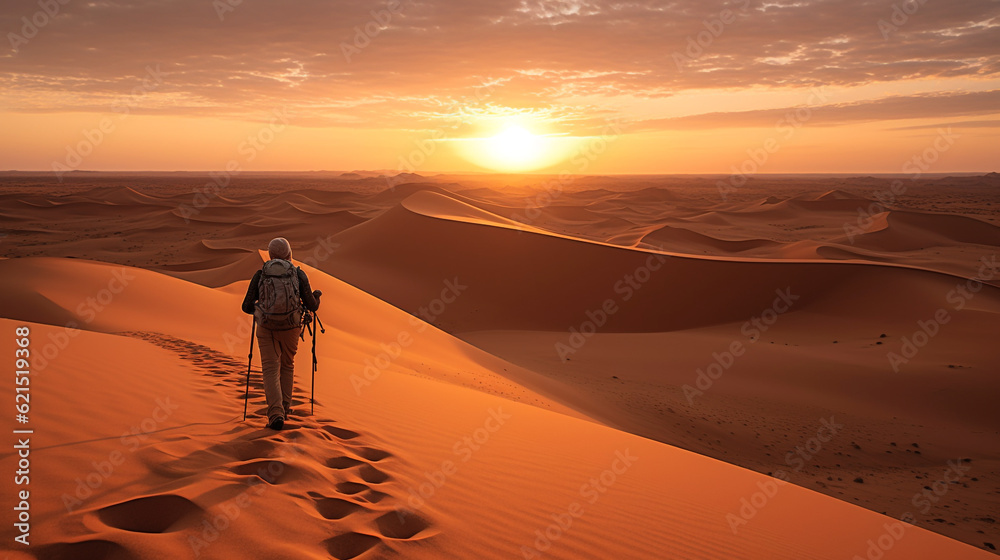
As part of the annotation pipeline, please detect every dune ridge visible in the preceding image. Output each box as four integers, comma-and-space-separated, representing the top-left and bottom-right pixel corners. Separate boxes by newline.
1, 258, 993, 559
1, 172, 998, 557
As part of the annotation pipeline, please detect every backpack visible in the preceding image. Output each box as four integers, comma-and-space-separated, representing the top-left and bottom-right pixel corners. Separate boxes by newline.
254, 259, 304, 330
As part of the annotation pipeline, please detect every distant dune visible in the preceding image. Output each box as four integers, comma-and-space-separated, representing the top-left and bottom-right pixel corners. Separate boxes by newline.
1, 173, 997, 559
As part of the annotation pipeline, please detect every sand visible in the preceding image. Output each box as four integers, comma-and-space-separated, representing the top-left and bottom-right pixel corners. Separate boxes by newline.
0, 171, 997, 559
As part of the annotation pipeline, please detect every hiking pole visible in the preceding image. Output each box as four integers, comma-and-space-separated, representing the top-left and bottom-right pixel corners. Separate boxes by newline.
243, 318, 256, 421
312, 313, 325, 416
310, 314, 318, 415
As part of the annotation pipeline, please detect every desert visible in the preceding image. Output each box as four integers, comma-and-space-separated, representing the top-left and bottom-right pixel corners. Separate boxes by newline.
1, 171, 997, 559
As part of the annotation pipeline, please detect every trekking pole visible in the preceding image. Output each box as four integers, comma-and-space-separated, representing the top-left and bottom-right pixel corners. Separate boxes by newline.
310, 314, 318, 415
313, 314, 325, 415
243, 318, 256, 421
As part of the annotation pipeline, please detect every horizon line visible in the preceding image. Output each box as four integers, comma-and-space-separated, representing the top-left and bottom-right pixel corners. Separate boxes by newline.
0, 170, 996, 177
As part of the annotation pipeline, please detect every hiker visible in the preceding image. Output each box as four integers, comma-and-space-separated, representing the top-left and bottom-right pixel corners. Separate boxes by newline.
241, 237, 321, 430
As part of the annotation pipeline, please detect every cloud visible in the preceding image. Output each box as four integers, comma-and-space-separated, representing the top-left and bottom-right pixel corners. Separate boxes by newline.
1, 0, 998, 130
635, 90, 1000, 130
889, 119, 1000, 130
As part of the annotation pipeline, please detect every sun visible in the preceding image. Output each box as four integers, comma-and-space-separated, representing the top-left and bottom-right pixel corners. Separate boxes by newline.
486, 126, 544, 169
452, 123, 574, 172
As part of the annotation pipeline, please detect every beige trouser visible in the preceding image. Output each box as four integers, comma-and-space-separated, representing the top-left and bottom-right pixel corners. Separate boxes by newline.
255, 324, 301, 422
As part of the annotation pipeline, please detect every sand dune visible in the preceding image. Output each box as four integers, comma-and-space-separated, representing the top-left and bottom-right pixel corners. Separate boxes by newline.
638, 223, 780, 253
1, 173, 998, 558
844, 211, 1000, 251
153, 252, 264, 288
323, 190, 1000, 335
1, 259, 993, 559
367, 182, 472, 205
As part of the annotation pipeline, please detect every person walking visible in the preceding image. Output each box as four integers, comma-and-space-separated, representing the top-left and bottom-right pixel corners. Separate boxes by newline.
241, 237, 321, 430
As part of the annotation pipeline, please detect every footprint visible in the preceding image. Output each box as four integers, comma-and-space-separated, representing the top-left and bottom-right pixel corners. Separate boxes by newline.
97, 494, 202, 533
125, 332, 251, 392
314, 497, 365, 520
354, 447, 391, 462
278, 430, 306, 441
335, 481, 369, 495
358, 464, 390, 484
114, 332, 426, 552
230, 439, 278, 462
375, 510, 431, 539
35, 539, 132, 560
139, 447, 226, 479
229, 459, 294, 484
326, 456, 365, 470
324, 532, 382, 560
322, 426, 360, 440
359, 490, 390, 504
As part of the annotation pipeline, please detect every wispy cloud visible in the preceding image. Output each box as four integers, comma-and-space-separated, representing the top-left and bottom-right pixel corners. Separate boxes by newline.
1, 0, 998, 130
635, 90, 1000, 131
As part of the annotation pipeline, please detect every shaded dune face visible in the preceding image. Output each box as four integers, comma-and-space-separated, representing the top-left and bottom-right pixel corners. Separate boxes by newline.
1, 174, 998, 559
322, 190, 1000, 336
96, 494, 205, 533
2, 175, 997, 287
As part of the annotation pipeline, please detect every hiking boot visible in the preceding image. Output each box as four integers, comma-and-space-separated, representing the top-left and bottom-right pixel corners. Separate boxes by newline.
268, 416, 284, 430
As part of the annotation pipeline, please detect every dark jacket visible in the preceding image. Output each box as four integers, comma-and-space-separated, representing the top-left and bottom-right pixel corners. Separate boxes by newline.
241, 264, 321, 315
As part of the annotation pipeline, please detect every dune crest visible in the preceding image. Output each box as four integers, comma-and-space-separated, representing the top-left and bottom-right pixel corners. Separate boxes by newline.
1, 173, 998, 557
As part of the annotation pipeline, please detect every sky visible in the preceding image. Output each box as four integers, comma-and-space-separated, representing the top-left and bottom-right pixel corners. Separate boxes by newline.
1, 0, 998, 174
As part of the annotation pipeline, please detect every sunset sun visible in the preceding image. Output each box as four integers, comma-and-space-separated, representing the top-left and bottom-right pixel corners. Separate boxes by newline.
453, 122, 580, 173
486, 125, 544, 168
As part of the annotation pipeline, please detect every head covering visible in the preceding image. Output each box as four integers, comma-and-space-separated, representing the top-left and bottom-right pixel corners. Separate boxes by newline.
268, 237, 292, 261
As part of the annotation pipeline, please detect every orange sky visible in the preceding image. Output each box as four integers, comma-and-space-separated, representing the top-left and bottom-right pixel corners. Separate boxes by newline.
2, 0, 998, 174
